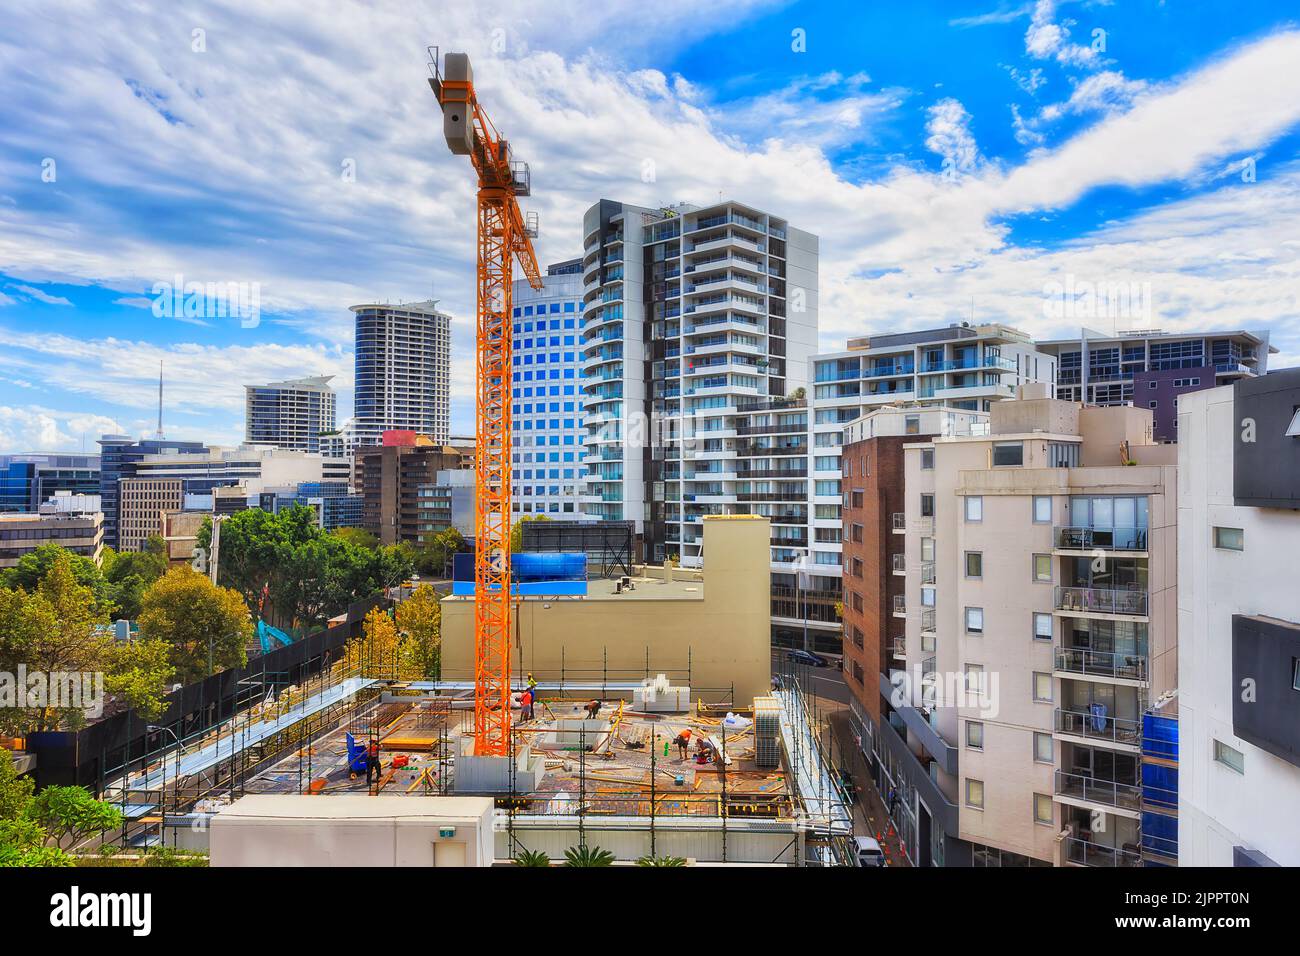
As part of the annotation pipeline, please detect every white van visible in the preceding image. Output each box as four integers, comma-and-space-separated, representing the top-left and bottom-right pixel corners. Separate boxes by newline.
854, 836, 886, 867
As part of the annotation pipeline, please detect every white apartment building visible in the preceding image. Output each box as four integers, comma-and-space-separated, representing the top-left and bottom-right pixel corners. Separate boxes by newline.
881, 388, 1177, 866
244, 375, 337, 453
1178, 372, 1300, 867
510, 258, 592, 520
579, 198, 819, 568
793, 324, 1056, 644
351, 300, 452, 448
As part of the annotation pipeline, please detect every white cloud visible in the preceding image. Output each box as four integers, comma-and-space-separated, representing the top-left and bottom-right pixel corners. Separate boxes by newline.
7, 283, 73, 306
0, 405, 123, 452
925, 98, 981, 175
1025, 0, 1105, 69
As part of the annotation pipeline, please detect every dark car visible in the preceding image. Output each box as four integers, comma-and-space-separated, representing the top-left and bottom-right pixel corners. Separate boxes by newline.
787, 649, 828, 667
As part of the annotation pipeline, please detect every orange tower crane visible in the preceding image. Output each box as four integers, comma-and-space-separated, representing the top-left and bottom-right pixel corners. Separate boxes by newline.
429, 48, 541, 756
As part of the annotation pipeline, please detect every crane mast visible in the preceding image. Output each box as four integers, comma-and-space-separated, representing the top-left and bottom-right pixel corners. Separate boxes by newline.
429, 48, 542, 756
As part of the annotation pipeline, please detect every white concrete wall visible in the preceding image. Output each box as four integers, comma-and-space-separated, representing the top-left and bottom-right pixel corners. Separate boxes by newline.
1178, 386, 1300, 866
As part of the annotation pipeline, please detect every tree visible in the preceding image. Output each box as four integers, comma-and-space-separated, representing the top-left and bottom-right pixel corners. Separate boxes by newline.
513, 849, 551, 867
349, 607, 401, 679
106, 638, 176, 721
138, 567, 251, 684
396, 584, 441, 679
102, 537, 168, 620
0, 749, 34, 822
332, 527, 379, 550
636, 855, 687, 866
511, 514, 551, 553
0, 553, 113, 732
199, 506, 413, 632
1, 543, 115, 615
416, 527, 466, 577
563, 844, 615, 867
30, 786, 123, 847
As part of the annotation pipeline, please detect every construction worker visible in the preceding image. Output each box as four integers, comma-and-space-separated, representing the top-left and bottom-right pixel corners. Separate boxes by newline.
366, 735, 381, 784
526, 672, 538, 697
696, 737, 716, 764
583, 699, 602, 719
674, 729, 692, 760
520, 688, 534, 722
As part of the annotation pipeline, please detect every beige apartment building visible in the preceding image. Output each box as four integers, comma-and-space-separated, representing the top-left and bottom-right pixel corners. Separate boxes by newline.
882, 385, 1176, 866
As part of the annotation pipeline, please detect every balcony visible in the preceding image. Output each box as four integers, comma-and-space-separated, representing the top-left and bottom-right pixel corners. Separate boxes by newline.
891, 637, 907, 659
891, 512, 906, 533
891, 553, 906, 574
1063, 836, 1142, 867
1054, 708, 1142, 748
1054, 586, 1148, 618
1054, 526, 1148, 553
1054, 770, 1141, 811
1054, 646, 1148, 683
892, 595, 906, 617
920, 609, 936, 635
920, 561, 935, 585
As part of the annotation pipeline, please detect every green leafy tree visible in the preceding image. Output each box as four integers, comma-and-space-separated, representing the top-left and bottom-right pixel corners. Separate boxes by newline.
416, 527, 466, 577
332, 527, 380, 550
199, 506, 412, 631
0, 817, 73, 867
513, 849, 551, 867
0, 553, 113, 732
138, 567, 251, 684
0, 749, 34, 821
106, 638, 175, 721
102, 537, 168, 620
1, 543, 116, 615
396, 584, 441, 679
30, 786, 124, 847
563, 844, 615, 867
510, 514, 551, 553
636, 855, 687, 867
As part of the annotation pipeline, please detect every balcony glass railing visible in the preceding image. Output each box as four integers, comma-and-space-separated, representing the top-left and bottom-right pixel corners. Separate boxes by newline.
1054, 647, 1148, 682
1064, 836, 1142, 867
1054, 708, 1142, 746
1054, 770, 1141, 809
1054, 527, 1148, 551
1054, 586, 1148, 617
920, 609, 936, 633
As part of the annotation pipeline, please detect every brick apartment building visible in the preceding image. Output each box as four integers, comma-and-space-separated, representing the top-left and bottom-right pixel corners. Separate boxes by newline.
839, 407, 989, 731
355, 431, 467, 546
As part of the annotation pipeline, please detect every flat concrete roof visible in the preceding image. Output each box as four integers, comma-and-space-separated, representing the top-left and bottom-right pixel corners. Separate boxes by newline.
218, 794, 494, 820
443, 574, 705, 602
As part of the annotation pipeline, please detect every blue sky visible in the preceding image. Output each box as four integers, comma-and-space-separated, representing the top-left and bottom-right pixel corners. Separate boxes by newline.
1, 0, 1298, 450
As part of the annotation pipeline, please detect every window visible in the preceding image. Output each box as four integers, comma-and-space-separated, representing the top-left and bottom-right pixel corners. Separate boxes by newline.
921, 448, 935, 470
965, 496, 983, 522
921, 494, 935, 517
993, 442, 1024, 466
1214, 739, 1245, 774
852, 661, 864, 684
1033, 732, 1053, 763
1213, 526, 1244, 551
965, 551, 983, 578
905, 414, 921, 435
965, 607, 984, 634
1033, 793, 1054, 825
1033, 554, 1052, 582
964, 663, 985, 697
966, 778, 984, 809
1033, 612, 1053, 642
966, 721, 984, 750
1294, 658, 1300, 693
920, 538, 935, 562
1033, 672, 1053, 702
1032, 496, 1052, 524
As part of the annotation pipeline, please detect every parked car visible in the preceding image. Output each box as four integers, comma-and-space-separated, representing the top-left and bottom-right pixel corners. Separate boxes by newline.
787, 649, 829, 667
854, 835, 886, 867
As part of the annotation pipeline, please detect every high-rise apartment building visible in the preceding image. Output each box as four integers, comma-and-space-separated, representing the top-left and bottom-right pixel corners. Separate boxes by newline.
579, 198, 819, 566
860, 388, 1178, 866
245, 375, 337, 453
351, 300, 451, 448
510, 258, 591, 520
794, 324, 1057, 646
1036, 328, 1274, 441
1177, 370, 1300, 866
839, 405, 989, 731
119, 477, 185, 552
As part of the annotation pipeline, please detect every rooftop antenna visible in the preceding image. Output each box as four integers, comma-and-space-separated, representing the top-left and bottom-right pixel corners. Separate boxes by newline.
155, 360, 165, 439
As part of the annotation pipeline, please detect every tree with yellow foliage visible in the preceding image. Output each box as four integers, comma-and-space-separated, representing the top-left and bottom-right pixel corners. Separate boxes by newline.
396, 584, 441, 680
